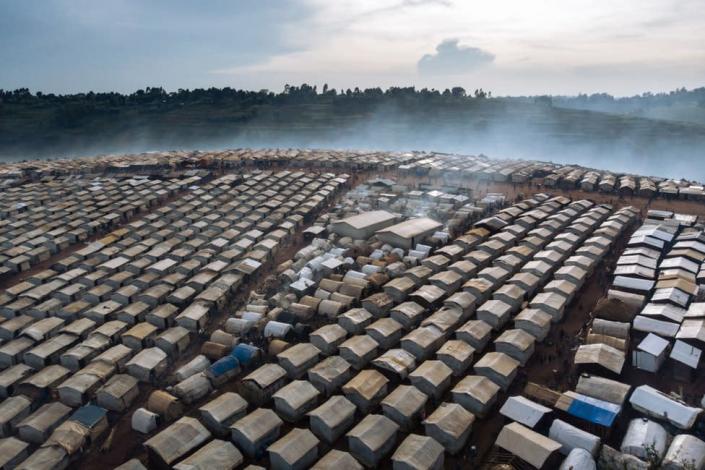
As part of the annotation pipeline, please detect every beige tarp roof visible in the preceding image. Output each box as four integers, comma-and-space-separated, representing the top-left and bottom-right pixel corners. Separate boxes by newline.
174, 439, 243, 470
495, 329, 535, 352
574, 343, 625, 374
333, 210, 397, 230
452, 375, 500, 405
495, 422, 561, 468
475, 352, 520, 377
372, 349, 416, 378
576, 375, 631, 405
376, 217, 442, 239
342, 370, 388, 400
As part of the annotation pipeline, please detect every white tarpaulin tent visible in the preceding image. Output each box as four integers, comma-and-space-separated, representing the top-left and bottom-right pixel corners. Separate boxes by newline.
621, 418, 669, 460
499, 395, 551, 429
662, 434, 705, 470
559, 448, 596, 470
629, 385, 702, 430
549, 419, 601, 456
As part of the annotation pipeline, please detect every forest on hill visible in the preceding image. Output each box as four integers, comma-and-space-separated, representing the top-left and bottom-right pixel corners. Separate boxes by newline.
1, 85, 704, 179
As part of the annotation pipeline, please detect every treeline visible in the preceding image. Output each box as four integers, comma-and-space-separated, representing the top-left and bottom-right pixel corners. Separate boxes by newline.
0, 85, 498, 134
0, 84, 491, 107
3, 84, 703, 110
550, 87, 705, 113
1, 83, 703, 160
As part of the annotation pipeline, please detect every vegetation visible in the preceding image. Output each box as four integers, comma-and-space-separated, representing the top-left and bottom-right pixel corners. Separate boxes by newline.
0, 85, 497, 158
0, 85, 704, 167
550, 87, 705, 125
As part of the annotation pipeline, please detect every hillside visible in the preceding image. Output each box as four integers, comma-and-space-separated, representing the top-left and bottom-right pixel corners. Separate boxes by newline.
2, 86, 705, 179
551, 87, 705, 126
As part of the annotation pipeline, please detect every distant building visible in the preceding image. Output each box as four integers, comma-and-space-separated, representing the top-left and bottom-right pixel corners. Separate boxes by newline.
330, 210, 399, 240
375, 217, 443, 249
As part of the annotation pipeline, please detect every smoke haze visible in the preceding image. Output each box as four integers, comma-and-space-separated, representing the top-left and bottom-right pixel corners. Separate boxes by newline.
4, 101, 703, 182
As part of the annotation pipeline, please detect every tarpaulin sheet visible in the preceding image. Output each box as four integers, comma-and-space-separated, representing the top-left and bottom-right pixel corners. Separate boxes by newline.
567, 395, 620, 427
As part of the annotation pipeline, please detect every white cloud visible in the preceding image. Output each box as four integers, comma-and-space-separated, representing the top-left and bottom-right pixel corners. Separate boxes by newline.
210, 0, 705, 95
418, 39, 494, 75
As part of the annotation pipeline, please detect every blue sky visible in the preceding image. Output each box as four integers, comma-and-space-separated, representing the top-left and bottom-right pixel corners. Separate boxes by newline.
1, 0, 704, 96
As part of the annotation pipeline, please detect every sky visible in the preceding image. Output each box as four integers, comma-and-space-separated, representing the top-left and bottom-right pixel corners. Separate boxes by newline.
1, 0, 704, 96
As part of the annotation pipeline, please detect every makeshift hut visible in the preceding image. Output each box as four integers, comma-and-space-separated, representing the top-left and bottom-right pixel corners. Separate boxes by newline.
230, 408, 283, 458
499, 395, 552, 429
346, 414, 399, 467
267, 428, 320, 470
474, 352, 520, 391
381, 384, 429, 432
173, 439, 243, 470
391, 434, 445, 470
451, 375, 500, 418
125, 347, 168, 383
633, 333, 670, 372
240, 363, 288, 406
620, 418, 669, 461
307, 395, 356, 445
629, 385, 702, 430
549, 418, 601, 456
409, 360, 452, 400
423, 402, 474, 455
311, 449, 362, 470
495, 422, 562, 469
662, 434, 705, 470
342, 369, 389, 413
144, 417, 211, 468
197, 393, 246, 438
273, 380, 320, 423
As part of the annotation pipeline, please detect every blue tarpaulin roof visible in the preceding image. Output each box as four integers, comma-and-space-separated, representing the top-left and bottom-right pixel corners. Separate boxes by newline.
71, 404, 107, 428
231, 343, 261, 367
209, 356, 240, 377
566, 393, 621, 427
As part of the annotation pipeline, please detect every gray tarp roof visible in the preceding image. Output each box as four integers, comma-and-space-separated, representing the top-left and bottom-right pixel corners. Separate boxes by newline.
173, 440, 243, 470
144, 417, 211, 466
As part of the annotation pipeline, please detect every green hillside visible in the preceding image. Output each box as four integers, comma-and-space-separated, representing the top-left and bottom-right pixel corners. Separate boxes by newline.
1, 86, 704, 179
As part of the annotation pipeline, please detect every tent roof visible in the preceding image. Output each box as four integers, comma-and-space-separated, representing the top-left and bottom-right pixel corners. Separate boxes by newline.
574, 343, 625, 374
144, 417, 211, 466
556, 391, 621, 427
333, 210, 398, 230
499, 395, 551, 428
495, 422, 561, 468
637, 333, 669, 356
670, 340, 702, 369
663, 434, 705, 470
630, 385, 702, 430
475, 352, 520, 377
575, 375, 631, 405
376, 217, 443, 239
452, 375, 500, 404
